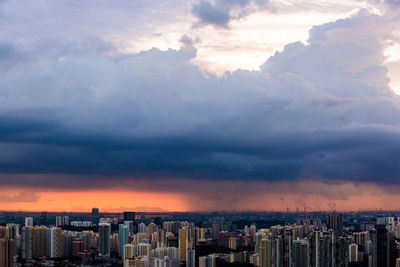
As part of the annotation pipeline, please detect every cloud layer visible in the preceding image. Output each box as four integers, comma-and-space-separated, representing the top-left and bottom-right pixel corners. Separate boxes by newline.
0, 7, 400, 195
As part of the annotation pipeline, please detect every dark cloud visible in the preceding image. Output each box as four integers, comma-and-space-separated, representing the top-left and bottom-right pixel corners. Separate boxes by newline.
192, 1, 231, 27
191, 0, 267, 28
0, 10, 399, 191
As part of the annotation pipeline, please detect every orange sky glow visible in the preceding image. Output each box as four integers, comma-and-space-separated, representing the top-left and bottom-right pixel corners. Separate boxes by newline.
1, 179, 400, 213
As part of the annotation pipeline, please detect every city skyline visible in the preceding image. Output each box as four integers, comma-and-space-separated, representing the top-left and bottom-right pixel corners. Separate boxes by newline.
1, 0, 400, 212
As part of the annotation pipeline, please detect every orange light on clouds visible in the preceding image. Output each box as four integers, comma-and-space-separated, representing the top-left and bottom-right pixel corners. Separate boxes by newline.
2, 179, 400, 212
0, 189, 188, 212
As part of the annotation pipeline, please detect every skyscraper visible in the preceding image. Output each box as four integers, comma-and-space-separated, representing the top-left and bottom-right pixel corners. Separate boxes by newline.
98, 223, 111, 258
119, 224, 129, 258
259, 238, 272, 267
21, 226, 33, 260
124, 244, 137, 260
92, 208, 100, 225
50, 227, 62, 258
283, 228, 293, 266
326, 213, 343, 236
40, 212, 47, 225
292, 239, 309, 267
199, 255, 214, 267
186, 248, 195, 267
56, 216, 62, 227
63, 216, 70, 226
25, 217, 33, 227
349, 243, 358, 262
123, 212, 135, 222
0, 238, 14, 267
124, 221, 135, 236
376, 224, 389, 267
179, 227, 193, 262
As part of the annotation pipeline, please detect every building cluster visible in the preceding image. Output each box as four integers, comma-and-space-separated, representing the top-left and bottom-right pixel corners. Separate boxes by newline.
1, 211, 400, 267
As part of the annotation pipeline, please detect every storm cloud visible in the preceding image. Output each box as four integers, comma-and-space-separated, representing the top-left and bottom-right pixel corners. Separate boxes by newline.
0, 8, 400, 191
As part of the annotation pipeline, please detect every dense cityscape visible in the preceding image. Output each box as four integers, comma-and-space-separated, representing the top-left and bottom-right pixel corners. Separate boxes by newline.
1, 210, 400, 267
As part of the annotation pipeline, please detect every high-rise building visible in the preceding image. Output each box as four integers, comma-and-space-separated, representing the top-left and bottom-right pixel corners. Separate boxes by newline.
376, 224, 389, 267
123, 212, 135, 222
259, 238, 272, 267
318, 230, 335, 267
124, 221, 135, 235
148, 222, 158, 235
63, 216, 70, 226
354, 231, 370, 246
124, 256, 149, 267
72, 238, 83, 257
0, 238, 14, 267
56, 216, 62, 227
199, 255, 214, 267
25, 217, 33, 227
326, 213, 343, 236
98, 223, 111, 258
55, 216, 69, 227
92, 208, 100, 225
186, 248, 195, 267
349, 243, 358, 262
283, 228, 293, 266
154, 256, 172, 267
21, 226, 33, 260
124, 244, 137, 260
137, 243, 150, 257
33, 226, 47, 257
228, 237, 237, 250
50, 227, 62, 258
179, 227, 188, 261
336, 236, 351, 267
138, 223, 148, 234
292, 239, 309, 267
92, 208, 99, 216
119, 224, 129, 258
211, 223, 219, 241
40, 212, 47, 225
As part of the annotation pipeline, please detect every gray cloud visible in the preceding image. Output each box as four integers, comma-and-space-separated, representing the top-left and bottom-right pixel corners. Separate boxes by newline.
191, 0, 268, 28
0, 10, 400, 190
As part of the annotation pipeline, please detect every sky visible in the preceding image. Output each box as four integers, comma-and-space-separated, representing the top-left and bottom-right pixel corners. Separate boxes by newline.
1, 0, 400, 212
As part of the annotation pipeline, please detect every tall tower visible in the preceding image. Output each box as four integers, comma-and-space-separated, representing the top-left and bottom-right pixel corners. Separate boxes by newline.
179, 227, 193, 262
376, 224, 389, 267
123, 212, 135, 222
179, 227, 187, 262
50, 227, 61, 258
25, 217, 33, 227
21, 226, 33, 260
326, 213, 343, 236
119, 224, 129, 258
349, 243, 358, 262
0, 238, 14, 267
283, 228, 293, 266
186, 248, 195, 267
98, 223, 111, 258
259, 238, 272, 267
91, 208, 100, 225
292, 239, 309, 267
